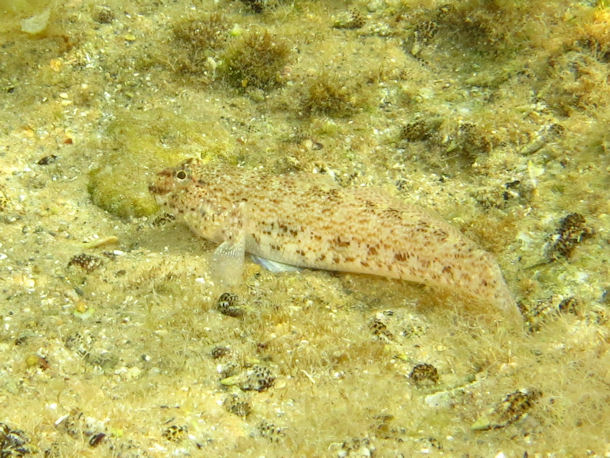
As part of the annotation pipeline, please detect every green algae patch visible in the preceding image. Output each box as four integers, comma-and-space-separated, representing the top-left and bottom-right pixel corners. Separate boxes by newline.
220, 29, 291, 90
299, 71, 371, 118
89, 162, 159, 218
88, 108, 232, 218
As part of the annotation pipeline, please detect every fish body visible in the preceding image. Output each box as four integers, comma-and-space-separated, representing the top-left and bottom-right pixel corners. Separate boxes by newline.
150, 159, 519, 321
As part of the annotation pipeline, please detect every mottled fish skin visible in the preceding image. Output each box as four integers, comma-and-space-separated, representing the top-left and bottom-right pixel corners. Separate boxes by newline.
150, 159, 520, 321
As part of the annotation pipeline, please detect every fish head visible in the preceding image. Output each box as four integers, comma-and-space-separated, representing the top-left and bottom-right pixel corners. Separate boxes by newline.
148, 159, 227, 241
148, 158, 198, 198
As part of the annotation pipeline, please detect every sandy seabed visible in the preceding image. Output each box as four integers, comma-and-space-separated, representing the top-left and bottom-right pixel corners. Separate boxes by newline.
0, 0, 608, 456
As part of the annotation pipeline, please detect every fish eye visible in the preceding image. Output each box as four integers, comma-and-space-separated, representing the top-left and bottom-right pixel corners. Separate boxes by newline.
175, 170, 188, 180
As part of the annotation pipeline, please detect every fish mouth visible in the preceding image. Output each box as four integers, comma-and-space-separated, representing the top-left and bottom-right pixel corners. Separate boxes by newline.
148, 183, 169, 195
148, 167, 178, 195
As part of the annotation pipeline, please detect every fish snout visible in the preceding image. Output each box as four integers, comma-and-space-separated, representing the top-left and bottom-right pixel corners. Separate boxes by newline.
148, 168, 176, 196
148, 183, 168, 195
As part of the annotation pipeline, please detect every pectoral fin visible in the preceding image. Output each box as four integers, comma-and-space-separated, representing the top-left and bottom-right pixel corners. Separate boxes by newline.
212, 239, 245, 286
211, 202, 247, 286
